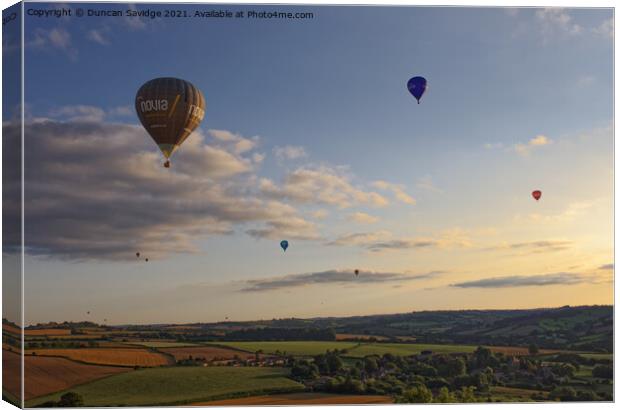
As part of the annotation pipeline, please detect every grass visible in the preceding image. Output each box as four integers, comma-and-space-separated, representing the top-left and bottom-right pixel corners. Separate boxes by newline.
579, 353, 613, 361
214, 341, 479, 358
26, 366, 304, 407
213, 341, 358, 356
344, 343, 478, 357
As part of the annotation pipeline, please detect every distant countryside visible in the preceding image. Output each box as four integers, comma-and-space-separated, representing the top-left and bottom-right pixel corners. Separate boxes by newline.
2, 305, 613, 406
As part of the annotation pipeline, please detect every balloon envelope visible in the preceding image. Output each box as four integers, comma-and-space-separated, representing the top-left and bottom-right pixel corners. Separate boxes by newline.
135, 78, 206, 164
280, 240, 289, 252
532, 190, 542, 201
354, 269, 359, 276
407, 76, 427, 103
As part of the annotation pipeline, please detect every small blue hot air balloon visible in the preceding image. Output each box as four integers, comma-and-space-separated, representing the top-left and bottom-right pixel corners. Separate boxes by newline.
407, 76, 427, 104
280, 240, 289, 252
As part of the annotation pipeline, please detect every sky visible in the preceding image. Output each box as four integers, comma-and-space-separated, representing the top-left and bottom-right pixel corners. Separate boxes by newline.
3, 4, 614, 325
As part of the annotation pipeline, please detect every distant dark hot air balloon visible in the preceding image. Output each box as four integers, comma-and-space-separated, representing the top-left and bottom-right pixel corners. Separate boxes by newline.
136, 252, 140, 258
532, 190, 542, 201
135, 78, 206, 168
407, 76, 428, 104
145, 258, 149, 262
354, 269, 360, 276
280, 240, 289, 252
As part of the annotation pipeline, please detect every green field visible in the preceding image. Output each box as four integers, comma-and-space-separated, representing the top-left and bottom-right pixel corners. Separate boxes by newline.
26, 367, 304, 407
579, 353, 613, 361
214, 341, 478, 358
344, 343, 478, 357
126, 341, 201, 348
214, 341, 358, 356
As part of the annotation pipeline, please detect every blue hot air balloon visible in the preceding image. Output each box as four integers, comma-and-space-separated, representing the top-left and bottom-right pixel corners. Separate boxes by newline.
407, 76, 427, 104
280, 240, 289, 252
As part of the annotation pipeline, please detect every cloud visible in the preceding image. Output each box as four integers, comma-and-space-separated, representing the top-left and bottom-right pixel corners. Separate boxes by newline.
48, 105, 106, 122
598, 263, 614, 271
416, 175, 443, 194
108, 105, 134, 117
487, 240, 573, 254
2, 119, 317, 260
328, 228, 471, 252
592, 18, 613, 39
327, 231, 392, 247
27, 27, 78, 60
124, 4, 148, 30
513, 135, 552, 156
348, 212, 379, 224
518, 200, 596, 224
452, 272, 595, 288
535, 8, 582, 42
245, 213, 320, 240
273, 145, 308, 161
49, 105, 136, 122
87, 29, 110, 46
367, 238, 438, 252
372, 181, 416, 205
310, 209, 329, 220
242, 269, 443, 292
259, 167, 389, 209
208, 129, 258, 154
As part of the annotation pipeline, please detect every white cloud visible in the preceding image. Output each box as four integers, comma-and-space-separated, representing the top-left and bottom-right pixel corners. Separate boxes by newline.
108, 105, 134, 117
513, 134, 552, 156
348, 212, 379, 224
273, 145, 308, 161
310, 209, 329, 220
535, 8, 582, 43
517, 200, 596, 224
328, 228, 471, 252
27, 27, 77, 60
3, 119, 317, 260
208, 129, 258, 154
592, 18, 613, 39
48, 105, 106, 122
260, 167, 389, 209
87, 29, 110, 46
372, 180, 416, 205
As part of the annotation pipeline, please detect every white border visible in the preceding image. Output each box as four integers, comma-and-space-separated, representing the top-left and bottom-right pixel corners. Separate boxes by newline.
0, 1, 616, 410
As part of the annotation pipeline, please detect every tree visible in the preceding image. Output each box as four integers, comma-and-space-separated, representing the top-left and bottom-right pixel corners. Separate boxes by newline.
549, 386, 577, 401
592, 365, 613, 379
434, 387, 455, 403
399, 385, 433, 403
528, 343, 539, 355
458, 386, 477, 403
364, 357, 379, 374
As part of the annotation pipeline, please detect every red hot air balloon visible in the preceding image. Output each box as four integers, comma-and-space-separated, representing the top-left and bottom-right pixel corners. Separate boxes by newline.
532, 190, 542, 201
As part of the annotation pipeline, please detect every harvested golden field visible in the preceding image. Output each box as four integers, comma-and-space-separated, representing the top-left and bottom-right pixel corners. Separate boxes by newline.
194, 392, 394, 405
96, 341, 144, 348
25, 328, 71, 336
28, 348, 174, 367
3, 323, 21, 335
3, 349, 22, 401
162, 346, 257, 361
4, 349, 129, 400
488, 346, 559, 356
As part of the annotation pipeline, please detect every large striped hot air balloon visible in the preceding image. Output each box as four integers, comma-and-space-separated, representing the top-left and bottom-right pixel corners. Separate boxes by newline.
135, 78, 206, 167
